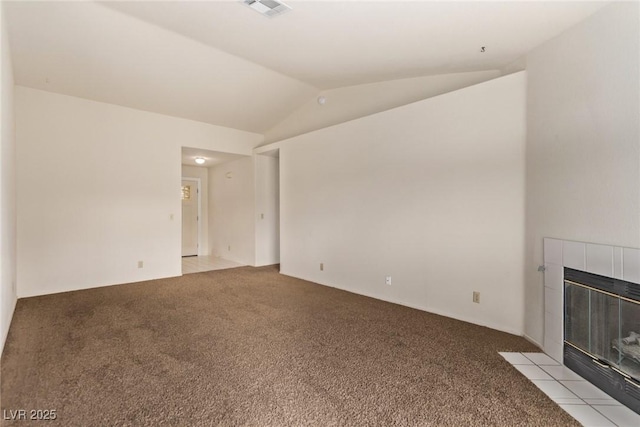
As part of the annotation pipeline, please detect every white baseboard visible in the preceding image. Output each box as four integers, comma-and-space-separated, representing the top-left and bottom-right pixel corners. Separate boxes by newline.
523, 333, 543, 350
279, 269, 523, 338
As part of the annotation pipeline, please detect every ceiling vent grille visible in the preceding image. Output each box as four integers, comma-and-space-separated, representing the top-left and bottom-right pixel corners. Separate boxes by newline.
243, 0, 292, 18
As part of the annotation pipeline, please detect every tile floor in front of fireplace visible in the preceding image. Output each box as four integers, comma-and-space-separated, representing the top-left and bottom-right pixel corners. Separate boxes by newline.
500, 352, 640, 427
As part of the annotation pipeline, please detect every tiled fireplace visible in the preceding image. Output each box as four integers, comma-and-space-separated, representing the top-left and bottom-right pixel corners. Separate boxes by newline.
543, 238, 640, 414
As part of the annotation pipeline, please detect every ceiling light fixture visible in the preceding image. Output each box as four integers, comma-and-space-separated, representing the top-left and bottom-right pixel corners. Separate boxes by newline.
242, 0, 292, 18
195, 157, 205, 165
317, 96, 326, 106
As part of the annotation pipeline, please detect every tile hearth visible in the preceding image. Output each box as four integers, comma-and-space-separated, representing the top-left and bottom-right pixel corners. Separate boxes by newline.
500, 352, 640, 426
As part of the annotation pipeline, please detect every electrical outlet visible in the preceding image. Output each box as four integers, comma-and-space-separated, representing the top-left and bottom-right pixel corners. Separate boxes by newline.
320, 263, 324, 271
473, 291, 480, 304
138, 261, 144, 269
385, 276, 392, 285
228, 245, 231, 251
261, 213, 264, 219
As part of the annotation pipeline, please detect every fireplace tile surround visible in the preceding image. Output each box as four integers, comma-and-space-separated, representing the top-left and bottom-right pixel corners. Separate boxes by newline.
542, 238, 640, 417
543, 238, 640, 363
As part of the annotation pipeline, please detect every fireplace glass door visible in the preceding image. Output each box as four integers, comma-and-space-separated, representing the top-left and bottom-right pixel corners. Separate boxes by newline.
619, 299, 640, 380
565, 281, 640, 382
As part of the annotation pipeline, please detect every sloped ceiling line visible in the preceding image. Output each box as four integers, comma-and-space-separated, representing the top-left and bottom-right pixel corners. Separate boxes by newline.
5, 1, 608, 134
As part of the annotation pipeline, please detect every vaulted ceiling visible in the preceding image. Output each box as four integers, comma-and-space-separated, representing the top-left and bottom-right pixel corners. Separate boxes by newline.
5, 1, 608, 133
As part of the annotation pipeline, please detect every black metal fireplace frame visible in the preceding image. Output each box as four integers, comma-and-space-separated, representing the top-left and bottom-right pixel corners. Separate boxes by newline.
563, 268, 640, 414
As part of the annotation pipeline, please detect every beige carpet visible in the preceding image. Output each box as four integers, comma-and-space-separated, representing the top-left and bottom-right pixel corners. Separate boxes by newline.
1, 265, 578, 426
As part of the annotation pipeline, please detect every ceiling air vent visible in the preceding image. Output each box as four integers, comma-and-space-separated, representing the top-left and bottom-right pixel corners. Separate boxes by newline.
243, 0, 292, 18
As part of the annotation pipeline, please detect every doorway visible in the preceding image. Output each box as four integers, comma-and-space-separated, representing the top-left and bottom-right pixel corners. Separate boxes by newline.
255, 150, 280, 266
181, 178, 200, 257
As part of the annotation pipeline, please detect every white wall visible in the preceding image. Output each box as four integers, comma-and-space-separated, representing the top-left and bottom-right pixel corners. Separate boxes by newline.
209, 157, 256, 266
16, 87, 262, 297
254, 153, 279, 266
524, 1, 640, 346
263, 70, 501, 144
0, 3, 17, 353
181, 164, 209, 256
277, 72, 527, 335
